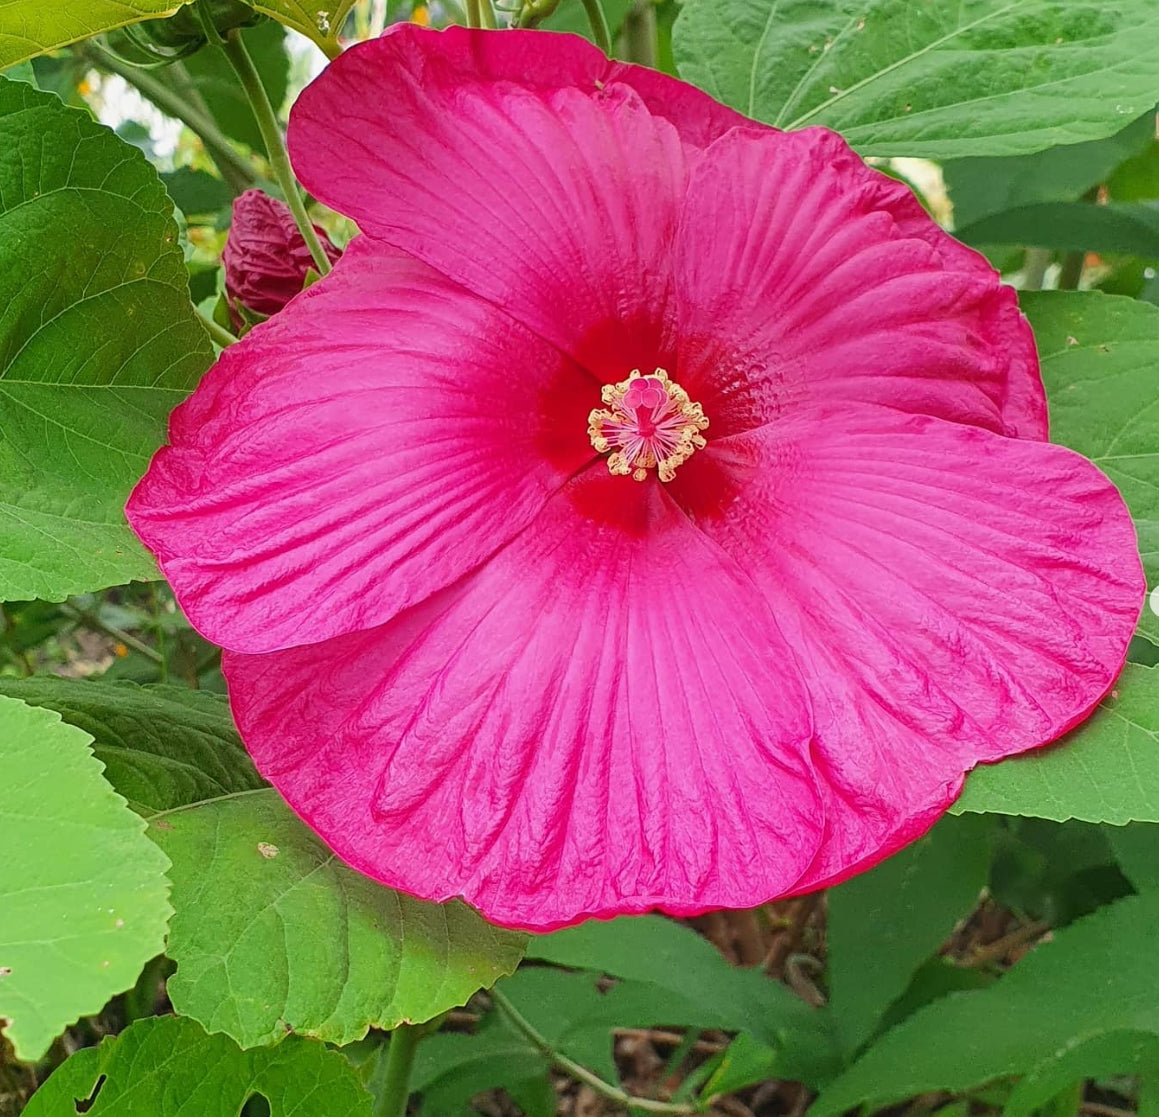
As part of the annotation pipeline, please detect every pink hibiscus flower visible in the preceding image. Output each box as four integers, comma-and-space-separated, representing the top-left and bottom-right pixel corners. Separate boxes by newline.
128, 25, 1143, 931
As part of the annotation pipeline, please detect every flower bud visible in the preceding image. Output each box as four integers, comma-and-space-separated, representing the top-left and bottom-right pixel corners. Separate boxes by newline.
134, 1, 264, 53
222, 189, 342, 318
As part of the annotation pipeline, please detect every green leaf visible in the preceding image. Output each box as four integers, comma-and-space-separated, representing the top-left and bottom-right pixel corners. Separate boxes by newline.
0, 677, 262, 813
944, 111, 1156, 229
826, 815, 994, 1055
162, 166, 235, 219
148, 789, 527, 1048
954, 665, 1159, 822
173, 20, 289, 156
808, 893, 1159, 1117
245, 0, 356, 54
0, 1, 188, 68
0, 80, 212, 603
528, 913, 839, 1082
24, 1014, 373, 1116
412, 1021, 552, 1117
0, 693, 171, 1062
672, 0, 1159, 158
957, 201, 1159, 256
1108, 822, 1159, 891
1020, 291, 1159, 636
1004, 1030, 1159, 1117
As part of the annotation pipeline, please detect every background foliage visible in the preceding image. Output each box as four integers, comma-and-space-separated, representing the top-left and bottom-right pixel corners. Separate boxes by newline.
3, 0, 1159, 1115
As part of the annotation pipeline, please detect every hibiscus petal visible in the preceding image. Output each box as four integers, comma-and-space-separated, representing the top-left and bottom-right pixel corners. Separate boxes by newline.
288, 27, 690, 377
357, 24, 746, 148
224, 473, 823, 930
674, 127, 1046, 441
128, 239, 594, 654
685, 406, 1143, 890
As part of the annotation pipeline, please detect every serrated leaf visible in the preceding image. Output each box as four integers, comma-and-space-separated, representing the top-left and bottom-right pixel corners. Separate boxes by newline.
24, 1014, 373, 1117
954, 665, 1159, 821
808, 894, 1159, 1117
0, 80, 212, 602
147, 789, 526, 1048
245, 0, 356, 53
826, 815, 994, 1055
0, 694, 171, 1061
0, 1, 187, 68
672, 0, 1159, 159
958, 201, 1159, 255
0, 677, 263, 812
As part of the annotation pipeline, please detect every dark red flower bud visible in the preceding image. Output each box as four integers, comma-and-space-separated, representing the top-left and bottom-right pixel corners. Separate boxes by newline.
222, 189, 341, 318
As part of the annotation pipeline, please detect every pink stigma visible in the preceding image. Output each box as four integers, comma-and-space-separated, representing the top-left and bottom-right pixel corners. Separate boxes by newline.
588, 369, 709, 482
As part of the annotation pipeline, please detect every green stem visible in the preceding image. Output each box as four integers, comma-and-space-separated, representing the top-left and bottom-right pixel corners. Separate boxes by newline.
465, 0, 484, 28
1021, 247, 1051, 292
375, 1025, 422, 1117
621, 0, 657, 65
478, 0, 499, 30
580, 0, 612, 53
491, 988, 696, 1115
197, 307, 238, 348
219, 29, 333, 276
60, 603, 163, 665
85, 44, 255, 193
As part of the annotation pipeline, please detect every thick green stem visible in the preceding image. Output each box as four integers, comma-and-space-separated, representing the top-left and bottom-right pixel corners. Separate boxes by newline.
197, 307, 238, 348
86, 45, 255, 193
491, 988, 696, 1115
375, 1025, 422, 1117
465, 0, 484, 28
621, 0, 657, 66
220, 29, 333, 276
581, 0, 612, 53
478, 0, 499, 30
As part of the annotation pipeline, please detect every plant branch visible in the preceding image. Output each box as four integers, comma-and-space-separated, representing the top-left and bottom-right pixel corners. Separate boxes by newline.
197, 307, 238, 348
491, 987, 697, 1115
581, 0, 612, 53
621, 0, 657, 65
59, 603, 163, 665
375, 1025, 422, 1117
84, 44, 256, 193
219, 29, 333, 276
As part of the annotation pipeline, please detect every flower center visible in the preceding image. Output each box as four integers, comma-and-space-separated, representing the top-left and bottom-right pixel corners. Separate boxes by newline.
588, 369, 709, 482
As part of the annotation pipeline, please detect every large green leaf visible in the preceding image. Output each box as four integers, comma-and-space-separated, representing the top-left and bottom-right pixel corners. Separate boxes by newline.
1023, 291, 1159, 637
0, 1, 186, 68
944, 111, 1156, 229
148, 789, 527, 1048
0, 80, 212, 602
0, 677, 262, 812
245, 0, 356, 54
0, 694, 171, 1061
826, 815, 994, 1056
808, 893, 1159, 1117
954, 665, 1159, 821
672, 0, 1159, 158
24, 1014, 373, 1116
957, 201, 1159, 255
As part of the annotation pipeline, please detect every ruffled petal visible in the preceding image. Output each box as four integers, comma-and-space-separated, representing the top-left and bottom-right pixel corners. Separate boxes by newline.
674, 127, 1046, 441
344, 24, 745, 148
682, 405, 1142, 890
128, 238, 594, 654
223, 473, 823, 930
288, 27, 690, 377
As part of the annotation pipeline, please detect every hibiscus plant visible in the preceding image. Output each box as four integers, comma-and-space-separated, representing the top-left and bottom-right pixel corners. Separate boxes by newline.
3, 0, 1159, 1114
